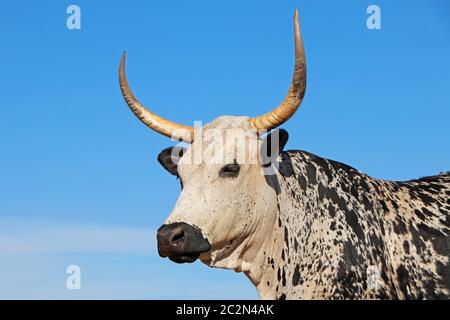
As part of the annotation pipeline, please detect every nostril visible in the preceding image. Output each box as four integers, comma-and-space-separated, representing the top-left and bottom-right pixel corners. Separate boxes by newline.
171, 230, 185, 243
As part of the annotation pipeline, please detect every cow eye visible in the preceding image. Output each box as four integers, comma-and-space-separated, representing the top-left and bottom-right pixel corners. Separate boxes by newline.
219, 163, 240, 178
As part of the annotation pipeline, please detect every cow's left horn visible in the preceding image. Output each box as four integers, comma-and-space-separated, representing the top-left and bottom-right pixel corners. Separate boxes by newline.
119, 52, 195, 142
248, 9, 306, 132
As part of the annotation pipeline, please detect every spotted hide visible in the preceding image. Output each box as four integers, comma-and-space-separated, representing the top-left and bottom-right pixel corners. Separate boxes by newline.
266, 150, 450, 299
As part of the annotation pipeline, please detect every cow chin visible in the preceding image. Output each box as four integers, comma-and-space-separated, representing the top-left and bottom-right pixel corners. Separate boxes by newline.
168, 253, 200, 264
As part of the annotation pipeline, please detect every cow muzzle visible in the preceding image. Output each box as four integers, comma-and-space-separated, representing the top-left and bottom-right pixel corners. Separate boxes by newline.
157, 222, 211, 263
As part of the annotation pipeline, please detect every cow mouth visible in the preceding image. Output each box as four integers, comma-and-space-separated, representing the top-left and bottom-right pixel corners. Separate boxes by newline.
168, 253, 200, 264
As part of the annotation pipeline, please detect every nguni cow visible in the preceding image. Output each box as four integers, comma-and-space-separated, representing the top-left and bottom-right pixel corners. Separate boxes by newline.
119, 10, 450, 299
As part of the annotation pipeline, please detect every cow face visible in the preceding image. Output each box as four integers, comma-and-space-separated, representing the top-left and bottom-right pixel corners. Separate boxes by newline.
156, 116, 288, 267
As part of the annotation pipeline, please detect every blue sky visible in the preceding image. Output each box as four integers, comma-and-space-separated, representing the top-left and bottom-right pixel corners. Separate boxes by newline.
0, 0, 449, 299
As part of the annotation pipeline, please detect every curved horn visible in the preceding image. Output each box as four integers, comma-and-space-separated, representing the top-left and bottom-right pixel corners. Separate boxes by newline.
119, 52, 194, 142
248, 9, 306, 132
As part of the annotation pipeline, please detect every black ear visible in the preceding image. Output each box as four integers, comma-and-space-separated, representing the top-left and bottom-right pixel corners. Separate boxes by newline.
260, 129, 289, 167
157, 146, 186, 176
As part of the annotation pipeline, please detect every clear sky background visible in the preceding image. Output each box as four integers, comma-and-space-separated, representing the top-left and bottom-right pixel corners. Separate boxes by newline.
0, 0, 449, 299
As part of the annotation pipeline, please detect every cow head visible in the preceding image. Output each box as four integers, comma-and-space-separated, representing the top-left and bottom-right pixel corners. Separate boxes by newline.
155, 118, 290, 266
119, 10, 306, 269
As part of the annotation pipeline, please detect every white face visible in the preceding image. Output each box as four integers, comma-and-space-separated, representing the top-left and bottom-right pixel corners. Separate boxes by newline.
163, 116, 280, 267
